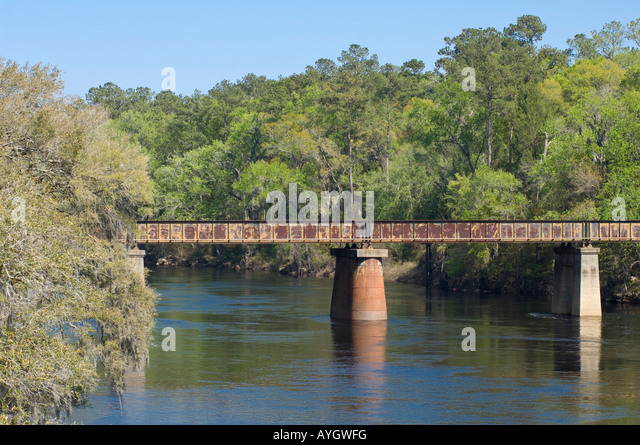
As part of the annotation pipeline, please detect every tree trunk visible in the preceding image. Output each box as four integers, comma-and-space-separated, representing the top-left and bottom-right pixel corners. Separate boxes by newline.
386, 99, 391, 187
348, 128, 354, 213
509, 123, 514, 164
542, 132, 550, 162
487, 108, 493, 167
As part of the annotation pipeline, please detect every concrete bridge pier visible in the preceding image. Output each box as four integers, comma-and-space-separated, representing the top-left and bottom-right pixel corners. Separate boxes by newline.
330, 246, 388, 321
553, 244, 602, 317
126, 247, 146, 282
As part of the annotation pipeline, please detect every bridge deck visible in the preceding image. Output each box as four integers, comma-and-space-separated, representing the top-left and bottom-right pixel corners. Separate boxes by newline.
135, 221, 640, 244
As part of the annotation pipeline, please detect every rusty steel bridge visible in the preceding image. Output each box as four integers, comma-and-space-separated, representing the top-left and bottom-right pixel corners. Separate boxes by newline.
135, 220, 640, 245
131, 219, 640, 320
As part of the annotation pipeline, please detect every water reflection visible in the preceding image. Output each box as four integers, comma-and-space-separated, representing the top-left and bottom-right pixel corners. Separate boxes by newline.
551, 315, 602, 422
552, 316, 602, 380
578, 317, 602, 382
330, 320, 387, 418
68, 268, 640, 425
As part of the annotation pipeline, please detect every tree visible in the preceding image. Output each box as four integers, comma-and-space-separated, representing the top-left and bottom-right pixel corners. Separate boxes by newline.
591, 20, 628, 59
0, 59, 156, 424
445, 164, 529, 220
86, 82, 128, 118
319, 45, 381, 196
437, 18, 545, 167
504, 14, 547, 48
627, 18, 640, 48
401, 59, 426, 76
567, 34, 599, 61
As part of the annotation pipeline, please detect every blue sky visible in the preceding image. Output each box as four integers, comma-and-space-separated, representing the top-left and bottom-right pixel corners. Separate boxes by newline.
1, 0, 638, 98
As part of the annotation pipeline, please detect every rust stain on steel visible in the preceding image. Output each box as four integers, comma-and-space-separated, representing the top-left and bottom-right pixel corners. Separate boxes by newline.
575, 223, 583, 240
330, 224, 341, 241
371, 223, 382, 241
392, 223, 403, 240
171, 224, 183, 241
342, 223, 352, 241
486, 223, 499, 240
428, 223, 441, 240
137, 224, 147, 241
274, 224, 288, 240
403, 223, 412, 241
159, 224, 170, 241
303, 224, 317, 241
319, 224, 330, 241
147, 224, 158, 241
414, 223, 428, 240
500, 223, 513, 240
611, 223, 620, 240
291, 224, 303, 241
198, 224, 212, 241
381, 223, 392, 241
458, 223, 471, 241
471, 222, 485, 240
184, 223, 197, 241
213, 223, 227, 241
134, 220, 640, 244
244, 223, 259, 241
529, 223, 540, 241
260, 223, 273, 241
229, 223, 243, 241
351, 222, 361, 241
443, 223, 456, 240
620, 223, 630, 240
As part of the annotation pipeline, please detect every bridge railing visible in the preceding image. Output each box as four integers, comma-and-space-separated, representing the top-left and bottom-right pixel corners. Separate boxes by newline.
134, 220, 640, 244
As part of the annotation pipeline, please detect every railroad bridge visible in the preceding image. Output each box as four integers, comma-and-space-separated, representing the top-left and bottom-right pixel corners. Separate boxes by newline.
130, 220, 640, 321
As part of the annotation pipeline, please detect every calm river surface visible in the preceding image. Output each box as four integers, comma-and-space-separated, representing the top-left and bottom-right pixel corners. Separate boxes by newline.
68, 266, 640, 425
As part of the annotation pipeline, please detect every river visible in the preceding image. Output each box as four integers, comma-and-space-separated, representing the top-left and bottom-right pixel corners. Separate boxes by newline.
67, 266, 640, 425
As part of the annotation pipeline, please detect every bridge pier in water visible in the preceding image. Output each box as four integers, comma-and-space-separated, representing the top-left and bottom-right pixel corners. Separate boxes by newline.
126, 247, 146, 282
553, 244, 602, 317
330, 246, 388, 321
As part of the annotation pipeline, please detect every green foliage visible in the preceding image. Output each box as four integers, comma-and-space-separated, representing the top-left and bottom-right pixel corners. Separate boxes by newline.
446, 164, 529, 219
81, 15, 640, 299
0, 59, 156, 424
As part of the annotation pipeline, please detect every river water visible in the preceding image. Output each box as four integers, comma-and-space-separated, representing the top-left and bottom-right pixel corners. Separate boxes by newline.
68, 266, 640, 425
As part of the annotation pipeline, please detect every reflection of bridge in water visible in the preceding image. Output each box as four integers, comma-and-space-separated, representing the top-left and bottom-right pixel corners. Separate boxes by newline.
130, 220, 640, 321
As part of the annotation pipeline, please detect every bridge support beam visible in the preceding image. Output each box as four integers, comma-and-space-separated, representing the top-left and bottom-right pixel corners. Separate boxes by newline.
553, 245, 601, 317
126, 247, 146, 282
330, 247, 388, 321
572, 246, 602, 317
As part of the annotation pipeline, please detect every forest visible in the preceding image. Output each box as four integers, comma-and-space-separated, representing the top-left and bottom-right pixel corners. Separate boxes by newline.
2, 14, 640, 424
88, 15, 640, 299
0, 61, 156, 423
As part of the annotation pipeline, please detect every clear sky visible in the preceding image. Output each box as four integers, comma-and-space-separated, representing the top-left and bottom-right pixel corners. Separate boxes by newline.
1, 0, 638, 98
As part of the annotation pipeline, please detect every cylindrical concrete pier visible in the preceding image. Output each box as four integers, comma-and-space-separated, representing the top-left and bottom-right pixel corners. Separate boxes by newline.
330, 247, 388, 321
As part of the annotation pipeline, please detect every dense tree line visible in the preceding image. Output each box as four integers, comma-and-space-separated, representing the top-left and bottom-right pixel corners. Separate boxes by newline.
0, 60, 157, 423
87, 16, 640, 299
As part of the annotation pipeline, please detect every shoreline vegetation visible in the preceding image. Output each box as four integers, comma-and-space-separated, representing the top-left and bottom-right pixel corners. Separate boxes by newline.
143, 241, 640, 304
88, 15, 640, 305
3, 13, 640, 424
0, 59, 157, 424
